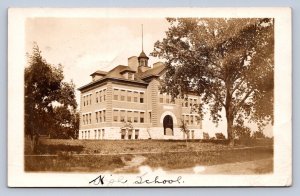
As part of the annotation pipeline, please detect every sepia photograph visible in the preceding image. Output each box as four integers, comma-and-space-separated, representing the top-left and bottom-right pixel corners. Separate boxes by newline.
8, 8, 291, 187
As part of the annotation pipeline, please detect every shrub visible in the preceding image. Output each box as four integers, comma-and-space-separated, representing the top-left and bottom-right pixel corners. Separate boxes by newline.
233, 125, 251, 140
215, 132, 226, 140
203, 132, 210, 139
252, 130, 266, 139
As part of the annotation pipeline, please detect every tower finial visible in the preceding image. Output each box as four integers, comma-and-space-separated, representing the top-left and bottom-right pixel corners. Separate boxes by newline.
142, 24, 144, 52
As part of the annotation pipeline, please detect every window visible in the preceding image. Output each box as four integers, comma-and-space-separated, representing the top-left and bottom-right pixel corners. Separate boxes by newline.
103, 110, 106, 122
113, 110, 119, 122
86, 96, 88, 105
83, 114, 85, 125
140, 92, 144, 103
140, 60, 144, 67
89, 113, 91, 124
166, 95, 170, 104
121, 129, 126, 139
96, 112, 98, 123
120, 110, 125, 122
99, 90, 102, 102
94, 130, 97, 139
159, 94, 164, 103
98, 129, 101, 140
85, 131, 87, 139
133, 92, 138, 102
160, 97, 163, 103
90, 94, 92, 105
127, 111, 132, 123
96, 92, 98, 103
114, 89, 119, 100
127, 91, 132, 102
99, 111, 102, 122
185, 100, 188, 107
120, 90, 126, 101
83, 96, 85, 106
88, 130, 90, 139
191, 130, 195, 139
196, 116, 201, 125
133, 111, 139, 123
128, 129, 132, 139
191, 115, 194, 125
140, 112, 145, 123
185, 115, 189, 125
135, 129, 139, 139
86, 115, 88, 124
189, 98, 193, 107
128, 73, 133, 80
149, 112, 152, 123
103, 89, 106, 101
102, 129, 105, 139
81, 131, 84, 139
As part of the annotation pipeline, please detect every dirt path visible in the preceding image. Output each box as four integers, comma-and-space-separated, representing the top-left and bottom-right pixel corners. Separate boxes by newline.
114, 155, 147, 173
166, 158, 273, 174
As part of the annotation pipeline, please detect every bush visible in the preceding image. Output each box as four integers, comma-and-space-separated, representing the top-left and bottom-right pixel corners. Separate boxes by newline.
252, 130, 266, 139
233, 125, 251, 140
215, 132, 226, 139
203, 132, 210, 139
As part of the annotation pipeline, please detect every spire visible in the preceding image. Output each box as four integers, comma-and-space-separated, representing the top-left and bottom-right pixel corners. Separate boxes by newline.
142, 24, 144, 52
138, 24, 149, 69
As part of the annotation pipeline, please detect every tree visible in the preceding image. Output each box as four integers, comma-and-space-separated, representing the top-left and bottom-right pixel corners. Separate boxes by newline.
179, 119, 190, 147
233, 125, 251, 140
25, 43, 78, 148
252, 130, 266, 139
152, 18, 274, 145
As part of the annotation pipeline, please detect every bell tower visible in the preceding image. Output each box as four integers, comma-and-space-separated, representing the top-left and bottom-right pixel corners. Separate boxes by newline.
138, 24, 149, 69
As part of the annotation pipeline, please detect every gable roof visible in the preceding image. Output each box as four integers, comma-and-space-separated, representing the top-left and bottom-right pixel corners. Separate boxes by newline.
139, 63, 166, 79
90, 70, 108, 76
78, 63, 166, 91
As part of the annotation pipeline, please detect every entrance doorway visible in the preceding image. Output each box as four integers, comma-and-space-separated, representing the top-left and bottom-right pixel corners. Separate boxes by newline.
163, 115, 173, 135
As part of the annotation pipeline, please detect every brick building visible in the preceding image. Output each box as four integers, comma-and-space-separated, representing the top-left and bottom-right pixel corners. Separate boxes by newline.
78, 50, 203, 140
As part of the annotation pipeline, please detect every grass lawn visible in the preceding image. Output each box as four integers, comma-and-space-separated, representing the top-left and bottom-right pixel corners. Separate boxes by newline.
24, 138, 273, 173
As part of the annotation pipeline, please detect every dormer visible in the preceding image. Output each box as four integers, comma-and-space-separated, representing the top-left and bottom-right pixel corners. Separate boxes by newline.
120, 68, 136, 80
90, 71, 107, 81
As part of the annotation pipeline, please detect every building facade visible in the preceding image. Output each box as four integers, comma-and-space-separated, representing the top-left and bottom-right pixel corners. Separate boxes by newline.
78, 50, 203, 140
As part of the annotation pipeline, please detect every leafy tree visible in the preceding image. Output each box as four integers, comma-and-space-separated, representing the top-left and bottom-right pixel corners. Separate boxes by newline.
179, 119, 190, 147
252, 130, 266, 139
233, 125, 251, 140
152, 18, 274, 145
25, 43, 78, 147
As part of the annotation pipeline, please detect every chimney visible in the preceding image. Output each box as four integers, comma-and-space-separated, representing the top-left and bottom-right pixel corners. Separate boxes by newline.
128, 56, 139, 72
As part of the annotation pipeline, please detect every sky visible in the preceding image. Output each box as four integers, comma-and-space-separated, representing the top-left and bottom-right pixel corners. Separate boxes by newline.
25, 17, 272, 137
26, 18, 170, 101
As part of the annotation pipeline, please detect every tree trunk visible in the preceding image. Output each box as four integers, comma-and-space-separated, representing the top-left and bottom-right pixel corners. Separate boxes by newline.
226, 106, 235, 146
225, 85, 235, 146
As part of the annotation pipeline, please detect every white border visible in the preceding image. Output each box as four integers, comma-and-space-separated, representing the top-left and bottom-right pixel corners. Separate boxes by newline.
8, 7, 292, 187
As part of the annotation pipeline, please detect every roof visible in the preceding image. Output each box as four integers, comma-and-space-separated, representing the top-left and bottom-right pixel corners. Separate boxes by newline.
139, 63, 166, 79
138, 51, 149, 59
90, 70, 108, 76
105, 65, 144, 83
78, 61, 166, 91
119, 67, 136, 74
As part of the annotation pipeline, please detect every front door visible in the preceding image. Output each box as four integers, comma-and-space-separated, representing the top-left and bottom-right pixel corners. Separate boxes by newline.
163, 115, 173, 136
